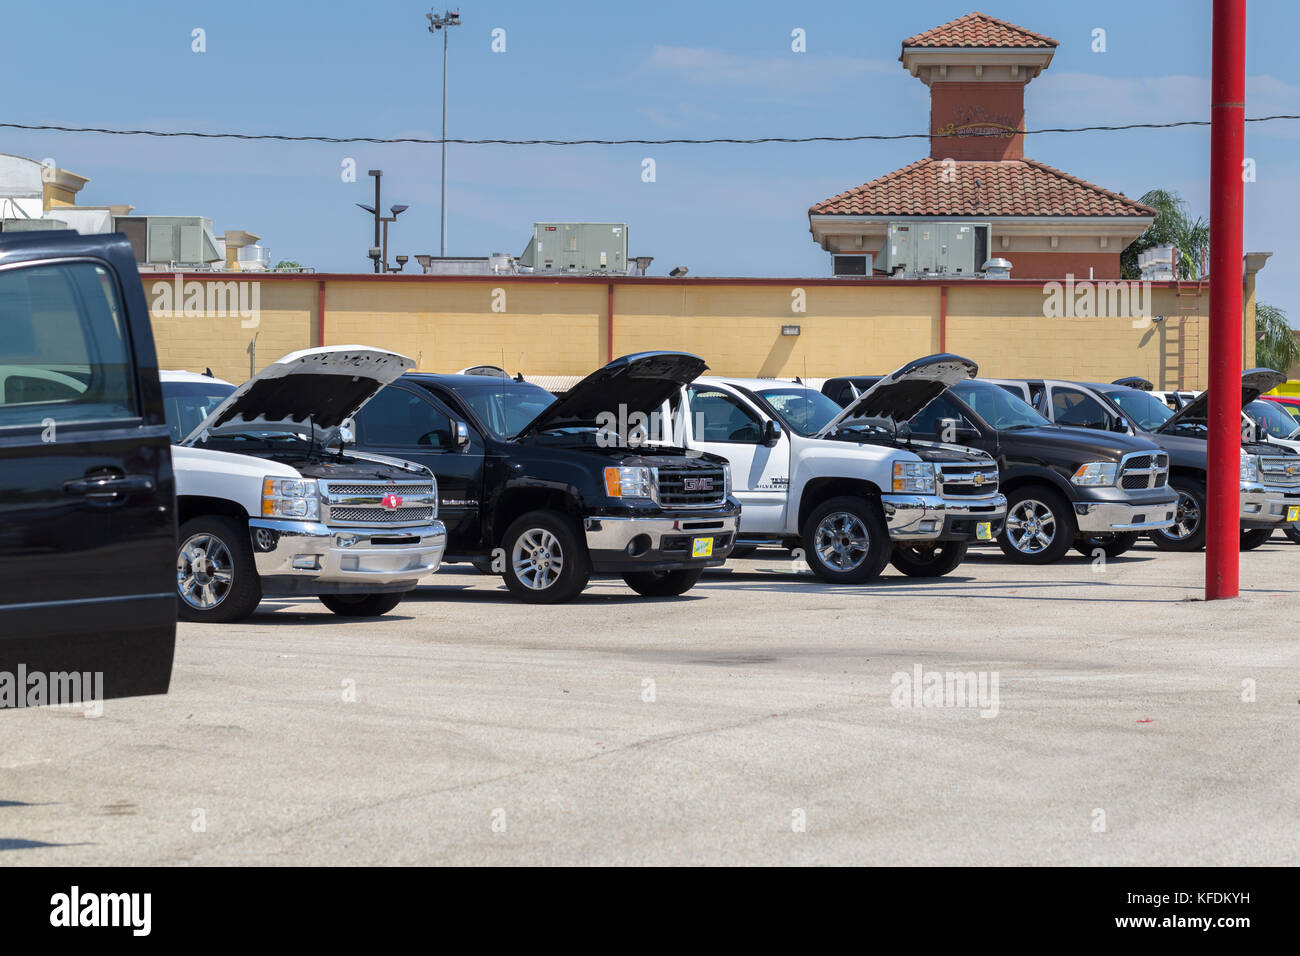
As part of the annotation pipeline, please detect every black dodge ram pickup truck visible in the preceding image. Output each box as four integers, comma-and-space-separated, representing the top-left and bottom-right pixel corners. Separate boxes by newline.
0, 231, 175, 705
823, 373, 1178, 562
995, 370, 1300, 551
350, 351, 740, 603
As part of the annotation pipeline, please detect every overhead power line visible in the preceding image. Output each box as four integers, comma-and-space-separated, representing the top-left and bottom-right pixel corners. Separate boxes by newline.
0, 116, 1298, 147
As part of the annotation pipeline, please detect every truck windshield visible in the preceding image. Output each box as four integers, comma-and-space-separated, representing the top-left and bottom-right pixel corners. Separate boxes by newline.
752, 385, 844, 436
950, 381, 1048, 430
162, 380, 237, 443
1104, 389, 1175, 432
450, 381, 557, 439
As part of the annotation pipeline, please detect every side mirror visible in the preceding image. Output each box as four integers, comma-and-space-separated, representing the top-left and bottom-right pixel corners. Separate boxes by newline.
762, 419, 783, 446
337, 423, 355, 446
1111, 416, 1130, 433
455, 421, 470, 449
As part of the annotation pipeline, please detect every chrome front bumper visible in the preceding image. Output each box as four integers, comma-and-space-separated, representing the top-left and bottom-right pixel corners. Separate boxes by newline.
584, 513, 739, 551
250, 518, 447, 593
881, 493, 1007, 541
1074, 497, 1178, 533
1240, 483, 1300, 527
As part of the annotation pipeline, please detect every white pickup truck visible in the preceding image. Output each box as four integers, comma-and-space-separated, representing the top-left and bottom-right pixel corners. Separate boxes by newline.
160, 347, 447, 622
666, 354, 1008, 582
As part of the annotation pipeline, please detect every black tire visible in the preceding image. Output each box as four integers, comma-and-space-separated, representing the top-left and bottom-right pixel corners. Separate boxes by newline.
622, 567, 704, 597
318, 592, 407, 616
501, 510, 591, 603
800, 496, 891, 585
176, 515, 262, 623
1149, 477, 1207, 552
890, 541, 969, 578
997, 485, 1075, 564
1285, 524, 1300, 544
728, 545, 758, 559
1073, 531, 1140, 559
1240, 528, 1274, 551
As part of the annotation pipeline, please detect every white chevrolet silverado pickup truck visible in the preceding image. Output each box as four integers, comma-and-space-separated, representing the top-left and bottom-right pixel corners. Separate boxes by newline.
666, 354, 1008, 583
160, 347, 447, 622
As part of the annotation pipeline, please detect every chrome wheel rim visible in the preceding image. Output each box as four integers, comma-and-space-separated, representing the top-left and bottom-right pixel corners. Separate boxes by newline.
512, 528, 563, 590
177, 533, 234, 610
1005, 499, 1057, 554
1161, 490, 1201, 540
814, 512, 869, 571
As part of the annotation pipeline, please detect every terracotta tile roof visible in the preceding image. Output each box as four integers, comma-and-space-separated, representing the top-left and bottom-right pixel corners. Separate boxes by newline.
901, 11, 1058, 50
809, 159, 1155, 219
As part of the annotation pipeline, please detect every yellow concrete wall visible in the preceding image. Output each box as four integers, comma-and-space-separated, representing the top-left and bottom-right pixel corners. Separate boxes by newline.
147, 275, 1251, 389
148, 276, 316, 383
324, 280, 607, 376
946, 284, 1211, 390
612, 284, 935, 379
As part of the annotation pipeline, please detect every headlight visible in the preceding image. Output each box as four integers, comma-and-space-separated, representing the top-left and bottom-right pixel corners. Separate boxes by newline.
722, 463, 731, 498
892, 460, 936, 494
1241, 454, 1259, 483
262, 477, 320, 519
604, 466, 654, 499
1071, 461, 1119, 486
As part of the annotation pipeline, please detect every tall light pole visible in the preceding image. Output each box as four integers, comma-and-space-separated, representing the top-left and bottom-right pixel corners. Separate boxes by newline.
427, 9, 461, 257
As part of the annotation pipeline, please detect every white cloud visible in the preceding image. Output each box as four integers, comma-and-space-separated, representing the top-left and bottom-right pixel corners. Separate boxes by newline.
643, 45, 894, 97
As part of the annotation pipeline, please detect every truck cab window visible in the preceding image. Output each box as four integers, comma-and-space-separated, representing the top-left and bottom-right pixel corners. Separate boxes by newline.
909, 395, 970, 435
356, 387, 452, 448
1051, 387, 1109, 429
0, 262, 135, 428
688, 387, 762, 443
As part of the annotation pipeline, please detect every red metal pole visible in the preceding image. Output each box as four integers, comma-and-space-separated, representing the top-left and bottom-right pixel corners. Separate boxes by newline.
1206, 0, 1247, 600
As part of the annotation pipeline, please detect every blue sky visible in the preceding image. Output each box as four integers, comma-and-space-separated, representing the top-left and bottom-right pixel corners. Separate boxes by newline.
3, 0, 1298, 317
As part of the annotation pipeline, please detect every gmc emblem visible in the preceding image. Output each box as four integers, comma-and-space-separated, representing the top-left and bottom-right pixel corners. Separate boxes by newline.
380, 494, 404, 509
682, 477, 713, 492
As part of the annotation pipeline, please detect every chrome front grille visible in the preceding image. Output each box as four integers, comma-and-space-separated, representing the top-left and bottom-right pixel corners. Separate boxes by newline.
319, 479, 437, 527
936, 461, 999, 498
328, 506, 434, 523
1118, 452, 1169, 490
1259, 457, 1300, 486
655, 466, 727, 509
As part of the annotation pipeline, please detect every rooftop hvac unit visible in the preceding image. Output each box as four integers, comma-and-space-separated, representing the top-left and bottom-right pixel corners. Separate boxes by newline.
519, 222, 628, 274
877, 222, 989, 277
113, 215, 221, 267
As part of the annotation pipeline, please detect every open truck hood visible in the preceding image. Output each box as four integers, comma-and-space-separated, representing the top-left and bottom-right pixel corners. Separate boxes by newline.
181, 345, 415, 445
513, 350, 707, 439
1156, 367, 1285, 435
815, 353, 978, 439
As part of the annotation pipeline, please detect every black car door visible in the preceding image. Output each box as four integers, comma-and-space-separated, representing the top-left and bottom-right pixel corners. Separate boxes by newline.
352, 384, 485, 555
0, 242, 176, 705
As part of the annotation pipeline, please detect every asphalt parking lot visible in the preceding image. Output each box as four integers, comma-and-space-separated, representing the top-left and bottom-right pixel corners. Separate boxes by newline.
3, 539, 1297, 866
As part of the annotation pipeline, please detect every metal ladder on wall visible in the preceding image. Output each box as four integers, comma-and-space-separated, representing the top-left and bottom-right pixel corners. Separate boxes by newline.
1167, 279, 1204, 389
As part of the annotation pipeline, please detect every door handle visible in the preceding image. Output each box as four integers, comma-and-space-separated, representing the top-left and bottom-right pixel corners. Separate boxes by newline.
63, 474, 155, 503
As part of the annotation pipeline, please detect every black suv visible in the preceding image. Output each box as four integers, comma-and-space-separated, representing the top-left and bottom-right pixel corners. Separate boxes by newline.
349, 351, 740, 602
0, 231, 176, 705
823, 373, 1178, 562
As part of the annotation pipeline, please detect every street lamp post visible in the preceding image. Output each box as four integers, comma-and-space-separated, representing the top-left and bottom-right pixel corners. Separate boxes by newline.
427, 9, 460, 257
